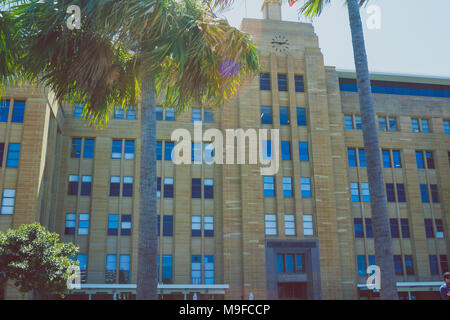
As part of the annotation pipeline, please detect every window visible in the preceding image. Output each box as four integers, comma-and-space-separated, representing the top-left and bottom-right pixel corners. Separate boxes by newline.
119, 255, 130, 283
284, 215, 296, 236
386, 183, 396, 202
296, 108, 307, 126
65, 213, 77, 235
192, 143, 202, 163
73, 104, 83, 118
303, 215, 314, 236
260, 73, 271, 90
163, 216, 173, 237
204, 179, 214, 199
0, 143, 4, 167
192, 108, 202, 122
411, 119, 420, 132
83, 139, 95, 159
429, 255, 439, 275
425, 151, 435, 169
71, 138, 82, 158
192, 216, 201, 237
164, 142, 174, 161
278, 74, 288, 91
204, 143, 214, 164
382, 150, 391, 168
165, 109, 175, 121
204, 256, 214, 284
354, 218, 364, 238
78, 214, 90, 235
122, 177, 133, 197
261, 106, 272, 125
265, 214, 277, 236
389, 117, 398, 131
400, 219, 410, 238
301, 178, 311, 198
348, 148, 357, 167
204, 109, 213, 123
421, 119, 430, 133
350, 183, 360, 202
124, 141, 135, 160
121, 215, 132, 236
390, 219, 400, 238
191, 255, 202, 284
164, 178, 174, 198
378, 116, 387, 131
0, 100, 10, 122
393, 255, 403, 275
105, 255, 117, 283
396, 184, 406, 203
281, 141, 291, 161
114, 107, 124, 119
425, 219, 434, 238
368, 256, 376, 267
156, 142, 162, 160
416, 151, 425, 169
355, 116, 362, 130
262, 140, 272, 160
344, 115, 354, 129
294, 76, 304, 92
440, 255, 449, 274
277, 254, 304, 273
68, 175, 79, 195
162, 255, 173, 282
81, 176, 92, 196
1, 189, 15, 215
357, 256, 366, 276
298, 142, 309, 161
444, 121, 450, 134
280, 107, 290, 125
263, 177, 275, 197
191, 178, 201, 199
359, 149, 366, 167
283, 177, 293, 197
435, 219, 444, 239
77, 254, 88, 281
110, 176, 121, 197
405, 255, 415, 275
365, 218, 373, 238
204, 216, 214, 237
108, 214, 119, 236
12, 101, 25, 123
361, 183, 370, 202
156, 107, 163, 121
430, 184, 439, 203
420, 184, 429, 203
6, 143, 20, 168
392, 151, 402, 168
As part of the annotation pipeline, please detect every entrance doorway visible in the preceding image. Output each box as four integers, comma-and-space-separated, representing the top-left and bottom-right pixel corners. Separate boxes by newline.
277, 282, 307, 300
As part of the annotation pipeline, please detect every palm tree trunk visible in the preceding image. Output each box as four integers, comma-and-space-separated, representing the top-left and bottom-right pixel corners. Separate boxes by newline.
347, 0, 398, 300
136, 72, 158, 300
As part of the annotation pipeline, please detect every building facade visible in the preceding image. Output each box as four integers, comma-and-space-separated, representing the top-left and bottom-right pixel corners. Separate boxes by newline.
0, 1, 449, 300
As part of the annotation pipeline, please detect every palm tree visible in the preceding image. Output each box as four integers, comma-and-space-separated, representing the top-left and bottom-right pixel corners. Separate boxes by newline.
287, 0, 397, 299
1, 0, 258, 300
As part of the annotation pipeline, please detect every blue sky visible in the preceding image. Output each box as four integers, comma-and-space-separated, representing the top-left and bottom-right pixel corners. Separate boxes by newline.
221, 0, 450, 78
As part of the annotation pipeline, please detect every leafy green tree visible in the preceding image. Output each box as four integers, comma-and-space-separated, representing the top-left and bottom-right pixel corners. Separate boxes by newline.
1, 0, 258, 299
0, 223, 79, 299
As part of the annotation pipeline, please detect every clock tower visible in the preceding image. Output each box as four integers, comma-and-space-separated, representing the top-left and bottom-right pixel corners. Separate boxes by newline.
262, 0, 282, 21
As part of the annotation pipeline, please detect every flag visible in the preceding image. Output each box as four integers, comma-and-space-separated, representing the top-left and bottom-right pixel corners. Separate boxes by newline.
289, 0, 298, 6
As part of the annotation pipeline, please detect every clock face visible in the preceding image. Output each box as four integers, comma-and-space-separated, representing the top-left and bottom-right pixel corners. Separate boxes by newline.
271, 34, 290, 53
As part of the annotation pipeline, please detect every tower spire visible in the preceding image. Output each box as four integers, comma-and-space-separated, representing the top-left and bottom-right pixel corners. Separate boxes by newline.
262, 0, 282, 21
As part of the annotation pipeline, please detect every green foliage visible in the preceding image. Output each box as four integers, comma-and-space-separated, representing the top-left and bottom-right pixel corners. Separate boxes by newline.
0, 223, 79, 296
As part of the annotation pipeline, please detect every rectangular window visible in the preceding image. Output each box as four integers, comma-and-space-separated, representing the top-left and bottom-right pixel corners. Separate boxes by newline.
65, 213, 77, 235
365, 218, 373, 238
0, 143, 4, 167
122, 177, 133, 197
392, 151, 402, 168
361, 183, 370, 202
279, 107, 290, 125
396, 184, 406, 203
192, 108, 202, 122
283, 177, 293, 197
12, 101, 26, 123
192, 178, 201, 199
354, 218, 364, 238
301, 178, 311, 198
265, 214, 277, 236
284, 214, 296, 236
297, 108, 307, 126
81, 176, 92, 196
420, 184, 429, 203
110, 176, 121, 197
77, 254, 88, 278
444, 121, 450, 134
191, 216, 201, 237
164, 142, 174, 161
71, 138, 82, 158
156, 107, 163, 121
108, 214, 119, 236
421, 119, 430, 133
262, 140, 272, 160
191, 255, 202, 284
281, 141, 291, 161
393, 255, 403, 275
411, 119, 420, 132
105, 255, 117, 283
278, 74, 288, 92
303, 215, 314, 236
294, 76, 304, 92
298, 142, 309, 161
355, 116, 362, 130
405, 255, 415, 275
425, 219, 434, 238
163, 216, 173, 237
390, 219, 400, 238
164, 178, 174, 198
382, 150, 391, 168
156, 141, 162, 160
440, 255, 449, 274
204, 143, 214, 164
389, 117, 398, 131
344, 115, 354, 129
204, 216, 214, 237
368, 256, 376, 267
204, 256, 214, 285
204, 109, 213, 123
78, 214, 90, 235
204, 179, 214, 199
425, 151, 435, 169
121, 215, 132, 236
357, 256, 366, 276
124, 140, 135, 160
0, 100, 10, 122
350, 183, 360, 202
358, 149, 366, 167
162, 255, 173, 282
263, 176, 275, 197
119, 255, 130, 283
416, 151, 425, 169
378, 116, 387, 131
191, 143, 202, 163
6, 143, 20, 168
386, 183, 396, 202
73, 104, 83, 118
435, 219, 444, 239
83, 139, 95, 159
429, 255, 439, 275
260, 73, 271, 90
165, 108, 175, 121
348, 148, 357, 167
68, 175, 79, 195
114, 107, 125, 119
0, 189, 15, 215
261, 106, 272, 125
400, 218, 410, 238
430, 184, 439, 203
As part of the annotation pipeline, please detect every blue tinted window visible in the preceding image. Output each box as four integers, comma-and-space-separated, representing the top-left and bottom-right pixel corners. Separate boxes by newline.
281, 141, 291, 161
382, 150, 391, 168
344, 115, 353, 129
260, 73, 271, 90
405, 255, 414, 275
394, 255, 403, 275
301, 178, 311, 198
285, 254, 294, 273
163, 216, 173, 237
83, 139, 95, 159
126, 106, 136, 120
278, 74, 288, 92
12, 101, 25, 123
393, 151, 402, 168
72, 138, 82, 158
420, 184, 429, 203
358, 149, 366, 167
355, 116, 362, 130
156, 142, 162, 160
347, 148, 357, 167
386, 183, 396, 202
263, 177, 275, 197
297, 108, 306, 126
397, 184, 406, 203
162, 255, 173, 281
6, 143, 20, 168
298, 142, 309, 161
204, 109, 213, 123
0, 101, 10, 122
280, 107, 290, 125
429, 255, 439, 275
204, 179, 214, 199
416, 151, 424, 169
262, 140, 272, 160
283, 177, 292, 197
165, 108, 175, 121
390, 219, 400, 238
261, 106, 272, 124
424, 219, 434, 238
156, 107, 163, 121
354, 218, 364, 238
164, 142, 174, 161
357, 256, 366, 276
108, 214, 119, 236
365, 219, 373, 238
192, 178, 201, 198
401, 219, 410, 238
294, 76, 304, 92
